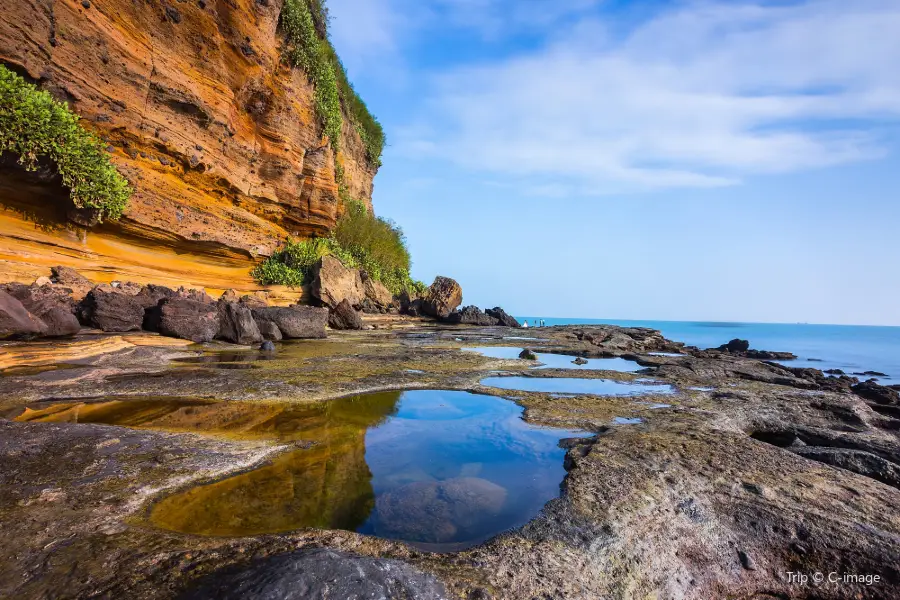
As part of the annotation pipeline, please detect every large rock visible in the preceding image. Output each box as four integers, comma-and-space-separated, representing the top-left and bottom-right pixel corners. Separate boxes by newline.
311, 255, 364, 308
422, 276, 462, 319
78, 286, 146, 332
135, 285, 180, 331
328, 299, 363, 330
257, 321, 283, 342
2, 283, 80, 337
445, 305, 499, 326
486, 307, 521, 328
853, 380, 900, 405
158, 298, 220, 343
252, 306, 328, 339
179, 548, 449, 600
362, 272, 394, 308
49, 266, 94, 301
0, 290, 47, 339
217, 302, 263, 345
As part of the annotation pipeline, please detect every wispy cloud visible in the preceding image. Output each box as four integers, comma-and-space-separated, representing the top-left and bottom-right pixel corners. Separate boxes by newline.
332, 0, 900, 193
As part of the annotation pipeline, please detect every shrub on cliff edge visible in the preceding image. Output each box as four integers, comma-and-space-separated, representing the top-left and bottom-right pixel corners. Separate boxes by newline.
252, 203, 426, 295
0, 65, 131, 221
279, 0, 385, 168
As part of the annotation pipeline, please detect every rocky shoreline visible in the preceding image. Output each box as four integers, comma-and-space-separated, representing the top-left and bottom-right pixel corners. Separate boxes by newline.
1, 265, 518, 347
0, 317, 898, 599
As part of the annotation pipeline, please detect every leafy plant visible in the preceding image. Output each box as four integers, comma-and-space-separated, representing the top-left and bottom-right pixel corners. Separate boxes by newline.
0, 65, 132, 221
252, 202, 426, 294
279, 0, 385, 168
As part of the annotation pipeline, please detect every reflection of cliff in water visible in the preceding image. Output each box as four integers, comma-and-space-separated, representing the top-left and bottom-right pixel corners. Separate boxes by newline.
15, 392, 402, 536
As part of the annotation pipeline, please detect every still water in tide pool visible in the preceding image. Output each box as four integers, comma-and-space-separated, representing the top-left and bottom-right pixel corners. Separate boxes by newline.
15, 391, 582, 552
464, 347, 644, 372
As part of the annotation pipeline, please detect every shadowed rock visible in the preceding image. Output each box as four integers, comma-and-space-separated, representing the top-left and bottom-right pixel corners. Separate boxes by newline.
445, 306, 499, 326
328, 299, 363, 330
178, 548, 449, 600
217, 302, 263, 345
362, 271, 393, 308
486, 307, 520, 328
2, 283, 79, 337
159, 297, 220, 342
257, 321, 282, 341
78, 286, 145, 332
252, 306, 328, 339
0, 289, 47, 339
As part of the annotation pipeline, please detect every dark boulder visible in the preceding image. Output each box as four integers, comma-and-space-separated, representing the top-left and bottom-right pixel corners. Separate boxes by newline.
135, 285, 179, 331
406, 298, 423, 317
445, 306, 499, 326
0, 290, 47, 339
328, 299, 363, 330
257, 321, 283, 342
852, 380, 900, 405
158, 297, 220, 342
825, 369, 846, 375
854, 371, 889, 377
573, 357, 589, 365
252, 306, 328, 339
718, 339, 750, 353
710, 338, 796, 360
178, 548, 449, 600
259, 340, 276, 353
217, 302, 263, 345
519, 348, 537, 360
2, 283, 80, 337
485, 307, 520, 328
78, 286, 146, 332
422, 276, 462, 319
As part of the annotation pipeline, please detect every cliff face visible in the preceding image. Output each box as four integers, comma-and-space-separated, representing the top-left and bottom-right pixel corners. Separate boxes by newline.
0, 0, 376, 297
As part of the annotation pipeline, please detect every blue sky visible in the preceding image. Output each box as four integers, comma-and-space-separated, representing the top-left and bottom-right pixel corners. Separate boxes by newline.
328, 0, 900, 325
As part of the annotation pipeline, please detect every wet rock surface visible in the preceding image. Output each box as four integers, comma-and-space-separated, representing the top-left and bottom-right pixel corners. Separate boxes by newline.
180, 548, 449, 600
0, 322, 897, 599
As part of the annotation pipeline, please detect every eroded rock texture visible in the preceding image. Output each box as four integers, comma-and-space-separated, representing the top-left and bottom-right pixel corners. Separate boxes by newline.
0, 0, 376, 297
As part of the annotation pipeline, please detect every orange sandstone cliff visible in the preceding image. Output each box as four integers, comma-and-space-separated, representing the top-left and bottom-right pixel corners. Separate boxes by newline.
0, 0, 377, 299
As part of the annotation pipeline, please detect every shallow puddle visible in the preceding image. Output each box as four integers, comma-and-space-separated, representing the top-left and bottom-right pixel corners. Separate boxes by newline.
465, 347, 643, 372
480, 376, 674, 396
17, 391, 582, 551
612, 417, 644, 425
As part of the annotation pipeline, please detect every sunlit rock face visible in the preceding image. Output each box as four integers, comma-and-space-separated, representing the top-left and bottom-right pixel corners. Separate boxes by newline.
0, 0, 376, 295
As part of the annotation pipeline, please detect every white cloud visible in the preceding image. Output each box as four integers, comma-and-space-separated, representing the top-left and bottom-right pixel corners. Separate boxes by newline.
391, 0, 900, 192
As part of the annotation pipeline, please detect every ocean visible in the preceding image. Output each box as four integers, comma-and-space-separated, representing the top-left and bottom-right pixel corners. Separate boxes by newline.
515, 318, 900, 383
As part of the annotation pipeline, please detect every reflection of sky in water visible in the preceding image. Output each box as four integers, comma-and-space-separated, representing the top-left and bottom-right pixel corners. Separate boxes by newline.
464, 347, 643, 372
23, 392, 583, 552
612, 417, 644, 425
359, 391, 582, 551
480, 376, 674, 396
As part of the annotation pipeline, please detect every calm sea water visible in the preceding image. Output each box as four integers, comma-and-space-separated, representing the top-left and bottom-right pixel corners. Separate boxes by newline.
516, 318, 900, 382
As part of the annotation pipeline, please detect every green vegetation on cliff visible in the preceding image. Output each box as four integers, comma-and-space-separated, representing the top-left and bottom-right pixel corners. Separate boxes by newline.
252, 202, 425, 295
0, 65, 132, 221
280, 0, 385, 168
